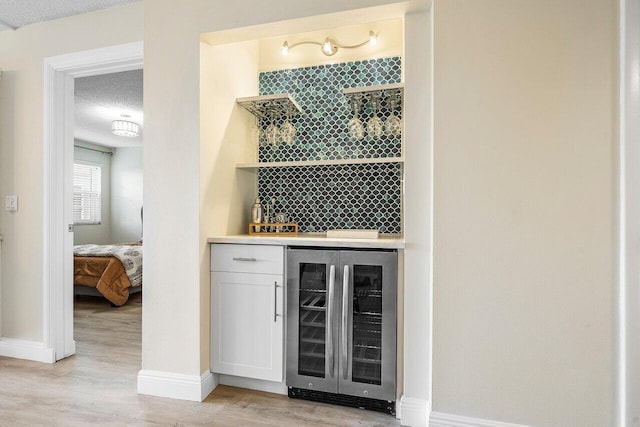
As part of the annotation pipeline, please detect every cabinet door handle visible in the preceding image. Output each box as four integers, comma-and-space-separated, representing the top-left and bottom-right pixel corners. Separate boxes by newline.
327, 265, 336, 378
233, 257, 256, 262
342, 264, 349, 380
273, 281, 282, 322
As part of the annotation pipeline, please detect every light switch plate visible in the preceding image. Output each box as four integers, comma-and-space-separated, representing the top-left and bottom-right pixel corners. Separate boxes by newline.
5, 195, 17, 211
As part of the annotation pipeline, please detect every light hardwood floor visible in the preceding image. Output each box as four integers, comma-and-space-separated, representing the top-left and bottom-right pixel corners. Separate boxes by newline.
0, 294, 401, 426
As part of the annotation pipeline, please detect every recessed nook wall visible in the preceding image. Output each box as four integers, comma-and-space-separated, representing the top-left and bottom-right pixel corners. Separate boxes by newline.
199, 39, 260, 373
178, 5, 429, 424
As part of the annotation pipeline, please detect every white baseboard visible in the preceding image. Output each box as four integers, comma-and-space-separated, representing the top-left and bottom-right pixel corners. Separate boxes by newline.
137, 370, 218, 402
429, 411, 531, 427
400, 396, 430, 426
0, 338, 55, 363
218, 373, 287, 395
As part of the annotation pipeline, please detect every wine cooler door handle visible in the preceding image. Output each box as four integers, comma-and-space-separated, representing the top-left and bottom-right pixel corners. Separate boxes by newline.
327, 265, 336, 378
342, 264, 349, 380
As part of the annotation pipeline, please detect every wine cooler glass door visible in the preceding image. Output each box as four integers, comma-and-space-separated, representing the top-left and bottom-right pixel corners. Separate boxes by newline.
338, 251, 397, 401
286, 249, 340, 393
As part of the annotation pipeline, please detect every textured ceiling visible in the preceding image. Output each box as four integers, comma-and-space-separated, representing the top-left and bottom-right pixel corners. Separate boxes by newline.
75, 69, 143, 148
0, 0, 141, 30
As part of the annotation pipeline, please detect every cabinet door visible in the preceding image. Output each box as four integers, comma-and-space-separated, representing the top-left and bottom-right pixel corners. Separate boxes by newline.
286, 249, 340, 393
338, 251, 397, 401
211, 271, 283, 382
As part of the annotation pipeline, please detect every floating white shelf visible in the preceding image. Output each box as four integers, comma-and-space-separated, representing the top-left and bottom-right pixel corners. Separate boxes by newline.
343, 82, 404, 96
343, 82, 404, 119
236, 93, 302, 120
236, 157, 405, 169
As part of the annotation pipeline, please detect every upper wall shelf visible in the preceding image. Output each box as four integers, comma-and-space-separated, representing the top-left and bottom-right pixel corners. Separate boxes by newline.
236, 157, 405, 169
236, 93, 303, 120
343, 82, 403, 104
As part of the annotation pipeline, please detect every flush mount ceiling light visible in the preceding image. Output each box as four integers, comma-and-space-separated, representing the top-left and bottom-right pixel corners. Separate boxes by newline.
281, 30, 378, 57
111, 119, 139, 137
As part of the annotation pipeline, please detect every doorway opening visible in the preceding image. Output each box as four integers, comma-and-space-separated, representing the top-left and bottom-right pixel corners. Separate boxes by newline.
43, 42, 143, 361
72, 69, 143, 358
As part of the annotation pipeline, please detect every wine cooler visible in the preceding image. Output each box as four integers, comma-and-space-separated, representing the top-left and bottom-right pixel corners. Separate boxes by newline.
286, 248, 397, 414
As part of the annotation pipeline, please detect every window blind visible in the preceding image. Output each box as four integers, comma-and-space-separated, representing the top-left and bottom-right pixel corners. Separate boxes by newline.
73, 163, 101, 224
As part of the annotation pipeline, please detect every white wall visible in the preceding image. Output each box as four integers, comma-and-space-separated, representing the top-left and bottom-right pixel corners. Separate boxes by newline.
431, 1, 615, 426
111, 146, 143, 243
199, 40, 259, 373
73, 141, 112, 245
0, 2, 143, 341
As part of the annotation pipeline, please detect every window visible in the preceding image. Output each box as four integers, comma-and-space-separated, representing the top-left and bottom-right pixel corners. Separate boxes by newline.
73, 162, 101, 224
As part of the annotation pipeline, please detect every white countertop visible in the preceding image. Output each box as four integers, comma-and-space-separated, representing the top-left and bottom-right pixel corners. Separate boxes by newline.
207, 233, 404, 249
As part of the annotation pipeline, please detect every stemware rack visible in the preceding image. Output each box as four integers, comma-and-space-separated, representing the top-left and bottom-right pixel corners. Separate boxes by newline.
343, 83, 404, 115
236, 93, 303, 120
235, 83, 404, 168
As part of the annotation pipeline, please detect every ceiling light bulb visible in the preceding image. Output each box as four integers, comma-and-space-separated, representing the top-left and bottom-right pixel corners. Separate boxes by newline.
369, 31, 378, 46
322, 39, 332, 54
322, 38, 337, 56
281, 41, 289, 56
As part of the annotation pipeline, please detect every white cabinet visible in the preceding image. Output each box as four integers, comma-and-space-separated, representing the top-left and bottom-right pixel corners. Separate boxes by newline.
210, 244, 284, 382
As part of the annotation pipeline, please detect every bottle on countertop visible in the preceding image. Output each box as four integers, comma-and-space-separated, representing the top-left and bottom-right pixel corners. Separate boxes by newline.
251, 198, 263, 232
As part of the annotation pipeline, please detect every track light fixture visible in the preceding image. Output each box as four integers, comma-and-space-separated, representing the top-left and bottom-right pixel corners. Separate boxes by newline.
281, 30, 378, 57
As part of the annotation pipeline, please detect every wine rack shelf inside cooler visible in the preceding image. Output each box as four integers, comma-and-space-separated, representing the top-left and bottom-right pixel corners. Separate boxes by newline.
298, 286, 327, 378
300, 324, 326, 344
352, 306, 383, 385
300, 292, 327, 311
299, 310, 326, 328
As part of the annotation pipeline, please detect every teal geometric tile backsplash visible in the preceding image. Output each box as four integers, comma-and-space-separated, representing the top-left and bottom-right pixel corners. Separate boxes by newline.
258, 57, 402, 162
257, 57, 403, 234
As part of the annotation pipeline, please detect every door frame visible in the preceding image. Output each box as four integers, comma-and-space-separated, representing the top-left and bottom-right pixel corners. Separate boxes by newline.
43, 41, 143, 360
617, 0, 640, 424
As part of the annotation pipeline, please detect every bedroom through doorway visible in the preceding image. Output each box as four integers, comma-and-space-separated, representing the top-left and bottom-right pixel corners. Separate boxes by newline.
71, 69, 143, 355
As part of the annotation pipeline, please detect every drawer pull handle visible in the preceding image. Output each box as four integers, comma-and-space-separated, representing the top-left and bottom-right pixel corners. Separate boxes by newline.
232, 257, 257, 262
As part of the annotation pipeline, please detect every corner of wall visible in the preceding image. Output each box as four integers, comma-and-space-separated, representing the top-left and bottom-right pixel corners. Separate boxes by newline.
400, 395, 430, 426
137, 370, 218, 402
0, 338, 56, 363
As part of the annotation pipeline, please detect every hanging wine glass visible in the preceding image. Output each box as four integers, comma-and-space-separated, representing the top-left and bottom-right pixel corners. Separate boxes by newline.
280, 105, 296, 145
257, 124, 267, 146
347, 95, 364, 141
265, 109, 280, 148
255, 112, 267, 146
366, 93, 383, 139
385, 93, 402, 137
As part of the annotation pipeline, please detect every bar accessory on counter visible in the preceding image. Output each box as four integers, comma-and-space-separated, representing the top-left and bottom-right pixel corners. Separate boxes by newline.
251, 198, 263, 232
249, 197, 298, 235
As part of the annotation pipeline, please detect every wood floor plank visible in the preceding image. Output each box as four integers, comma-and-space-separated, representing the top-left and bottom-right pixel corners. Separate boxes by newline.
0, 294, 400, 426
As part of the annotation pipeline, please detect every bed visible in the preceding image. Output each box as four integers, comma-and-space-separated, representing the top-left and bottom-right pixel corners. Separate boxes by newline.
73, 243, 143, 306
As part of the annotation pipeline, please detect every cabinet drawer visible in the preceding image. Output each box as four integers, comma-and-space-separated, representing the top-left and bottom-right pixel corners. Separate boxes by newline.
211, 244, 283, 275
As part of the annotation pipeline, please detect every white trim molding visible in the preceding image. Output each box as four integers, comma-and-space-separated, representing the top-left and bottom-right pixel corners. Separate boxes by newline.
0, 338, 56, 363
43, 41, 143, 362
400, 396, 430, 427
137, 370, 217, 402
617, 0, 640, 425
429, 412, 531, 427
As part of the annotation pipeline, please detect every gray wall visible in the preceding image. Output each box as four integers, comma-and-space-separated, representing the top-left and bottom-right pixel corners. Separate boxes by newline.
111, 146, 143, 243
